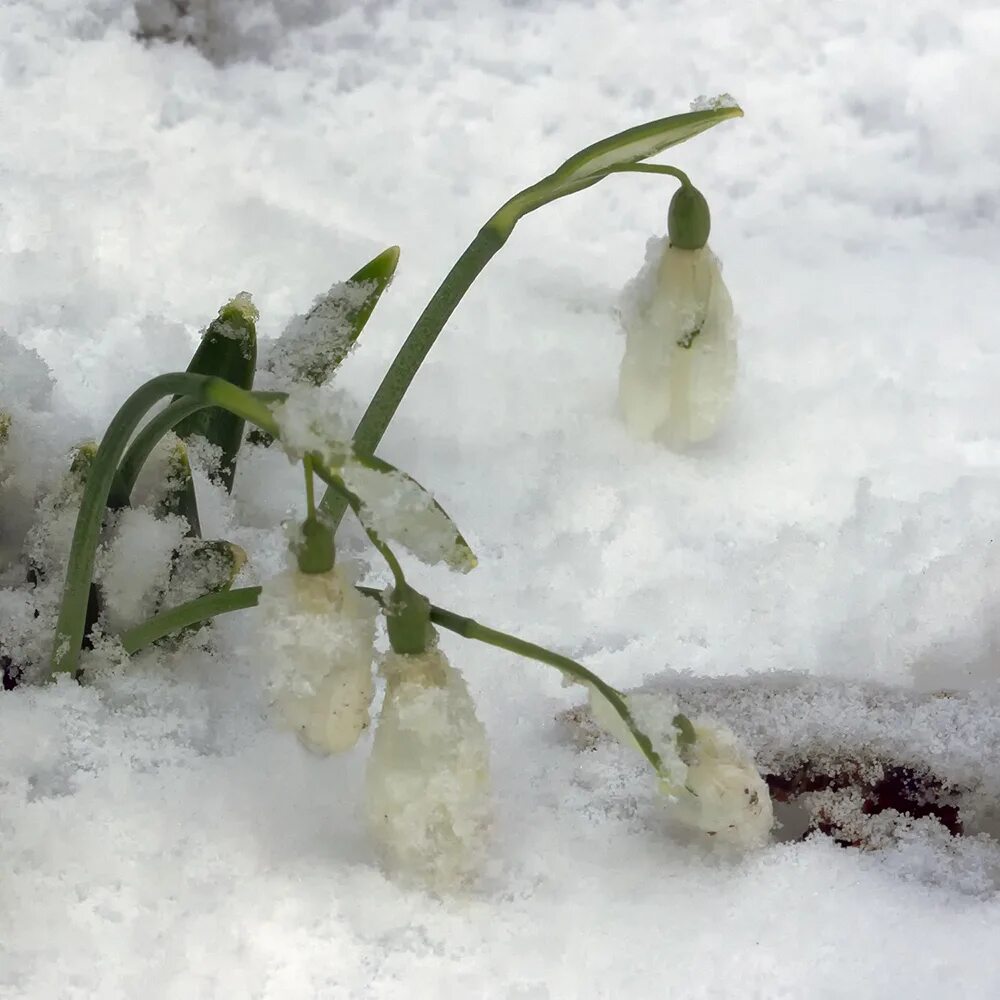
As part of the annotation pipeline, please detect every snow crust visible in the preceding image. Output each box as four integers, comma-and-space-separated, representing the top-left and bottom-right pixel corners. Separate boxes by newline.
3, 0, 1000, 996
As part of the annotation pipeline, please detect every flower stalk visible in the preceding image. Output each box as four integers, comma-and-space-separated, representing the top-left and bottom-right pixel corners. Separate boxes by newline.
321, 104, 742, 523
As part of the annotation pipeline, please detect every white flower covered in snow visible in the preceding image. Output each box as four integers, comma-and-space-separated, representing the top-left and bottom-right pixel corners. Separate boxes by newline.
586, 687, 771, 848
259, 562, 378, 754
618, 181, 737, 448
669, 717, 773, 848
618, 240, 736, 447
366, 645, 493, 889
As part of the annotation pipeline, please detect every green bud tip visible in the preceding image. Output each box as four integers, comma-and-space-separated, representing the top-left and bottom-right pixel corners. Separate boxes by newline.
386, 584, 433, 656
221, 291, 259, 326
295, 515, 335, 575
667, 184, 711, 250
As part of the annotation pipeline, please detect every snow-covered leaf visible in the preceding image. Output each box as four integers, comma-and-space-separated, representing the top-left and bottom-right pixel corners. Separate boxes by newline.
341, 456, 476, 573
266, 246, 400, 388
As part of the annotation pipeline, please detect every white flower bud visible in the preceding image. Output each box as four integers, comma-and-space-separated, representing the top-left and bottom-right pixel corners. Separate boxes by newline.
586, 688, 771, 849
618, 238, 736, 447
366, 647, 492, 889
669, 718, 773, 848
586, 685, 689, 792
259, 563, 377, 754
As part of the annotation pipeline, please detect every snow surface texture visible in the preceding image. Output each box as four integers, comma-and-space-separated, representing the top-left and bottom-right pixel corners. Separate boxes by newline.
3, 0, 1000, 996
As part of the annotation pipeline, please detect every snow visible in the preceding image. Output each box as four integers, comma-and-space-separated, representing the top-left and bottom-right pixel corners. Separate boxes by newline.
690, 93, 741, 112
3, 0, 1000, 996
272, 384, 353, 466
95, 506, 188, 632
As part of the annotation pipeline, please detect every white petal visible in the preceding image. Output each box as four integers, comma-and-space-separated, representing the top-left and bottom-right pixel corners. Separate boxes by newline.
618, 243, 737, 447
668, 718, 773, 848
260, 564, 378, 755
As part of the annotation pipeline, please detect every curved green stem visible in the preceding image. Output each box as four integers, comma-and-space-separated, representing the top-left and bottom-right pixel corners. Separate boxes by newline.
51, 374, 283, 677
354, 585, 670, 778
110, 389, 288, 510
601, 162, 693, 186
318, 161, 692, 528
319, 220, 509, 523
309, 459, 407, 591
120, 586, 263, 654
432, 608, 668, 777
109, 396, 210, 509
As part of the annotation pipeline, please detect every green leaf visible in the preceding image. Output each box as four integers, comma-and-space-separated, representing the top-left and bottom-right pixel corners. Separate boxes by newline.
266, 246, 400, 388
552, 103, 742, 189
340, 455, 477, 573
173, 293, 258, 493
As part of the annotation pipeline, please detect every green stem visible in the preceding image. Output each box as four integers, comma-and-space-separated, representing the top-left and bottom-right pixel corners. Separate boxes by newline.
120, 586, 263, 654
109, 396, 209, 509
119, 579, 681, 779
318, 162, 690, 527
110, 389, 287, 510
355, 586, 668, 777
51, 374, 283, 677
437, 611, 668, 777
303, 454, 317, 517
310, 460, 407, 591
320, 221, 509, 522
602, 162, 693, 186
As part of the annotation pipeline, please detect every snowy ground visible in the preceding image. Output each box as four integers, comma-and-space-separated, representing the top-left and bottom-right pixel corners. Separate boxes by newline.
4, 1, 1000, 996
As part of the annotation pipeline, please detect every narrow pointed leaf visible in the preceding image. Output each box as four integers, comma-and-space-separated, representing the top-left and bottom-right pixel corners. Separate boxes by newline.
173, 293, 258, 492
551, 103, 742, 189
266, 246, 400, 388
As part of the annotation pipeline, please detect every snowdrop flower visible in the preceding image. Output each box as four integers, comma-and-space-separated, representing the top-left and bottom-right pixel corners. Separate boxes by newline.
259, 562, 378, 754
618, 183, 737, 447
366, 644, 492, 889
587, 687, 771, 848
669, 717, 773, 848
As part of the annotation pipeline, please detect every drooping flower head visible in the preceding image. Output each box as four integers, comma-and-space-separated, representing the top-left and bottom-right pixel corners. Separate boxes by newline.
587, 688, 772, 849
366, 643, 493, 890
669, 717, 773, 848
618, 182, 737, 448
259, 561, 378, 755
